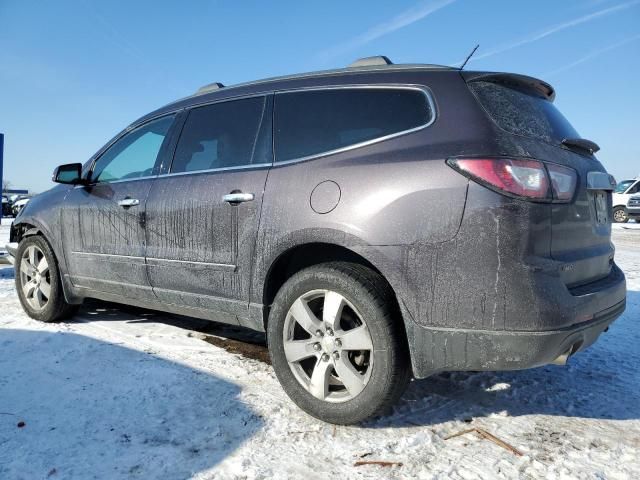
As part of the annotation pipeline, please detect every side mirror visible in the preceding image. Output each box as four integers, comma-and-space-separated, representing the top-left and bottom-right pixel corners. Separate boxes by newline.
53, 163, 84, 185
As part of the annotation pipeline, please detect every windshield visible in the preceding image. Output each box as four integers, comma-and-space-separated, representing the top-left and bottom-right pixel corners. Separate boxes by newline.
469, 81, 580, 146
615, 180, 636, 193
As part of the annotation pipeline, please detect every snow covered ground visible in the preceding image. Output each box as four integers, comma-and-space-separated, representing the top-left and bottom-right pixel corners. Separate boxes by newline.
0, 221, 638, 479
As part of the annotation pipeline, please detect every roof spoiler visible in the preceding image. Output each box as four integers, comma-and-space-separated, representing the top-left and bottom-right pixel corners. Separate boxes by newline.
462, 72, 555, 102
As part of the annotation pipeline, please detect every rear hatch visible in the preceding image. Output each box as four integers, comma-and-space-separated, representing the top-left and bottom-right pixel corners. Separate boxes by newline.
464, 72, 615, 287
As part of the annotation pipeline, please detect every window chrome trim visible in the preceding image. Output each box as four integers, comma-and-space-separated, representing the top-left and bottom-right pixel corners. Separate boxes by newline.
72, 174, 159, 188
146, 257, 236, 271
70, 251, 146, 263
272, 84, 437, 167
179, 91, 270, 112
83, 84, 436, 181
157, 162, 272, 179
101, 174, 159, 185
70, 251, 236, 270
79, 158, 272, 185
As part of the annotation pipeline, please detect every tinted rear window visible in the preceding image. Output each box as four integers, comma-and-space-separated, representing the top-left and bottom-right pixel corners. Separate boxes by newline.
469, 81, 579, 145
274, 88, 433, 162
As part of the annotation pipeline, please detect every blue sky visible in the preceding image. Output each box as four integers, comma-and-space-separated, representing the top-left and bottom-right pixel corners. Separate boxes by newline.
1, 0, 639, 192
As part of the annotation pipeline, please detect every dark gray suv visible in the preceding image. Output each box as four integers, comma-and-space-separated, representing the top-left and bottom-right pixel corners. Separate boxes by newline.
7, 56, 626, 424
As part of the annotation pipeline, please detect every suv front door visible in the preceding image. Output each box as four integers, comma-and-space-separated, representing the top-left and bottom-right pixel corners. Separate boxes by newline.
144, 95, 272, 325
61, 114, 176, 300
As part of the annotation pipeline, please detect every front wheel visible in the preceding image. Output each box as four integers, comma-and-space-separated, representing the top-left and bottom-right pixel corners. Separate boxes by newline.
15, 235, 78, 322
613, 206, 629, 223
267, 262, 410, 424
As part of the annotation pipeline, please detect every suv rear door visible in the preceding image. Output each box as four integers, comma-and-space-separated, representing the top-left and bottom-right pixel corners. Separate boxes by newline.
61, 114, 176, 299
144, 95, 272, 325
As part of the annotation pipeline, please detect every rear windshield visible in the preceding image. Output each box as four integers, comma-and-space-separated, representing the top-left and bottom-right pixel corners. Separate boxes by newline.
469, 81, 579, 145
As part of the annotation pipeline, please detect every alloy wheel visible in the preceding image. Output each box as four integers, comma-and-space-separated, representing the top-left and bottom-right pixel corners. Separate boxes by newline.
613, 208, 628, 223
19, 245, 51, 311
283, 289, 374, 403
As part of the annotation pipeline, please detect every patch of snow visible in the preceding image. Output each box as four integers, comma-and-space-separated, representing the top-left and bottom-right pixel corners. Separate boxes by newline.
485, 383, 510, 392
0, 228, 638, 478
613, 222, 640, 230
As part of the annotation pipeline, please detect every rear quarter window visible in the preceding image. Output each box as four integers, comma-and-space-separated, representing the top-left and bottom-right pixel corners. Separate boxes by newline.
469, 81, 579, 145
274, 87, 434, 162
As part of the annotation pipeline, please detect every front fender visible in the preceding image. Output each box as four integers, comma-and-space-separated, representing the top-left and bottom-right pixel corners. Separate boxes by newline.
11, 186, 81, 304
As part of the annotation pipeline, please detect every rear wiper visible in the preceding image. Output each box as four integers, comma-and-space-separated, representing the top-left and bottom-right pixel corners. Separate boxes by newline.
562, 138, 600, 154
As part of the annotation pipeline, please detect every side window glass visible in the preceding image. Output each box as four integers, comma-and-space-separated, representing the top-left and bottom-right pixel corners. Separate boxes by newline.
171, 96, 266, 174
628, 183, 640, 194
615, 180, 634, 193
92, 115, 174, 183
274, 88, 433, 162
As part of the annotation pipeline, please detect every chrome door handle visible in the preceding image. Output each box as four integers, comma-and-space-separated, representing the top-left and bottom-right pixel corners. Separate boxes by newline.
222, 192, 254, 204
118, 198, 140, 208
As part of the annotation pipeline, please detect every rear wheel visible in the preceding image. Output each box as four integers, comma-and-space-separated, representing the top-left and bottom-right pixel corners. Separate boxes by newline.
613, 206, 629, 223
267, 262, 410, 424
15, 235, 78, 322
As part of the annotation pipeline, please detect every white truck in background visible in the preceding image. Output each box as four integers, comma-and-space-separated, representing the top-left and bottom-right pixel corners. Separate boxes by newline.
613, 177, 640, 223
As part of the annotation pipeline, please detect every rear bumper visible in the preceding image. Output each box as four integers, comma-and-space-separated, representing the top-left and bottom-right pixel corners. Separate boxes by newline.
407, 299, 625, 378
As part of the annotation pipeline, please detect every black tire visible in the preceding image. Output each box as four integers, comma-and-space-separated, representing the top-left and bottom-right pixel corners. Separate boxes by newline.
267, 261, 410, 424
613, 206, 629, 223
15, 235, 78, 322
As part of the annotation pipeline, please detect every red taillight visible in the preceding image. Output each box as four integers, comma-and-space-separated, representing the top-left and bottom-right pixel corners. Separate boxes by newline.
447, 157, 577, 202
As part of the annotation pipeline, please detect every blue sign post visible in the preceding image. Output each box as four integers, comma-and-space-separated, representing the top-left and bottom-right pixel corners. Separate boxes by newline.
0, 133, 4, 225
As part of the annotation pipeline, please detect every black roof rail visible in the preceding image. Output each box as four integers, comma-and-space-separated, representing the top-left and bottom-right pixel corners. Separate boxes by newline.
348, 56, 393, 68
195, 82, 225, 95
175, 61, 455, 102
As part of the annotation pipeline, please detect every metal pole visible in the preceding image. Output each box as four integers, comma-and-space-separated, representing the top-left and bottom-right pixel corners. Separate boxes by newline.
0, 133, 4, 226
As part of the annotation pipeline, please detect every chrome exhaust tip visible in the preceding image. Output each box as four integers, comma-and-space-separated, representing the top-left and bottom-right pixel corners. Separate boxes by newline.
550, 349, 572, 366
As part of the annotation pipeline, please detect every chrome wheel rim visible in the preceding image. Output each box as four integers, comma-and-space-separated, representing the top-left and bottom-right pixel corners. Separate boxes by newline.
19, 245, 51, 311
614, 209, 627, 222
283, 289, 374, 403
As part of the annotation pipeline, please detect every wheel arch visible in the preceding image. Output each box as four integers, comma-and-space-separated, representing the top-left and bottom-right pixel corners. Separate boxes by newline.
12, 219, 82, 305
260, 241, 406, 335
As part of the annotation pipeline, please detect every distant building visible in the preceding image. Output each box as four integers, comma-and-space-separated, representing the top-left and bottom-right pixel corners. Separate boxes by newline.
3, 189, 29, 195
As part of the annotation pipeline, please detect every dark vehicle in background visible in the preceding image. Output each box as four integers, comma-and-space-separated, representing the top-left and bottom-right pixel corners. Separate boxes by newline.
1, 195, 9, 217
10, 194, 33, 217
6, 57, 626, 424
2, 192, 33, 218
